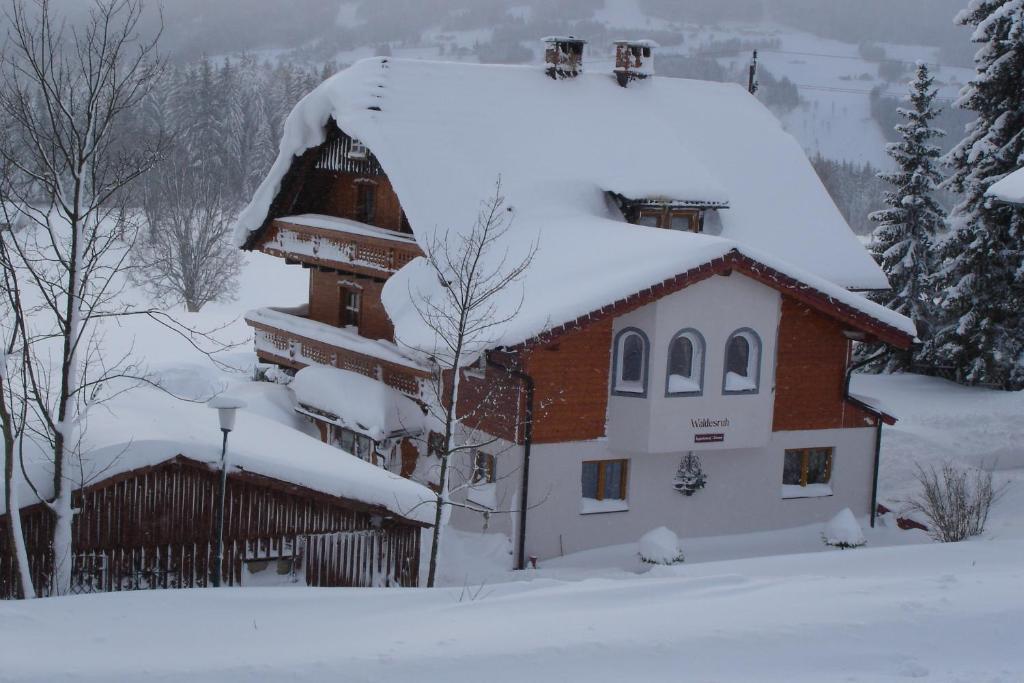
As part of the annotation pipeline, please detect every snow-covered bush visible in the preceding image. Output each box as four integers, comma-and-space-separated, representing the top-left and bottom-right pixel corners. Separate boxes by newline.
907, 463, 1001, 543
823, 508, 866, 549
638, 527, 685, 565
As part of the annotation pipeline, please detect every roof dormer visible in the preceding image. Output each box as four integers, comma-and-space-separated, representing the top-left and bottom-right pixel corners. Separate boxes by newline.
543, 36, 586, 80
613, 195, 730, 234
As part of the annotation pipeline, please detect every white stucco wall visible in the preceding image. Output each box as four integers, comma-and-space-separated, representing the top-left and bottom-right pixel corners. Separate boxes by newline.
448, 435, 524, 541
607, 274, 782, 454
517, 427, 878, 561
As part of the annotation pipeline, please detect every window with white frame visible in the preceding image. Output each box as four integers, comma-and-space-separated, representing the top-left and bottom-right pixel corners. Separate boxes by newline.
666, 329, 704, 396
612, 328, 649, 396
349, 138, 368, 159
723, 328, 761, 394
340, 287, 361, 328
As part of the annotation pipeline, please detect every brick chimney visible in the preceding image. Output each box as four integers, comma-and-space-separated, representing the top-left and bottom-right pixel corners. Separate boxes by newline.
543, 36, 586, 80
614, 40, 657, 87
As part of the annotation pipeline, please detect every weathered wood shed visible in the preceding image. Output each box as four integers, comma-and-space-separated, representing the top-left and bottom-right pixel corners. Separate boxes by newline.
1, 452, 429, 598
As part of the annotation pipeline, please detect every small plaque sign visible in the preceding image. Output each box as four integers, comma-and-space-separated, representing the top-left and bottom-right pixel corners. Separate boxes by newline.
694, 433, 725, 444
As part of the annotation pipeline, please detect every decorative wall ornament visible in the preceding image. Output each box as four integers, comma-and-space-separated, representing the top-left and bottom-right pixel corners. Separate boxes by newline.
673, 452, 707, 496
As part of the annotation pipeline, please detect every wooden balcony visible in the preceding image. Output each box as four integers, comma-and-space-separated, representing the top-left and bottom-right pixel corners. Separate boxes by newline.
258, 214, 423, 279
246, 307, 429, 400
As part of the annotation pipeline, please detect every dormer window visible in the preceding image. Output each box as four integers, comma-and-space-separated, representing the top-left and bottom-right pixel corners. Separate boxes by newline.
611, 194, 728, 234
633, 206, 702, 233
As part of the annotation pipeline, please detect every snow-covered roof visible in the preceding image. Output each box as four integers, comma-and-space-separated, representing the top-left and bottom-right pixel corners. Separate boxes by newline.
290, 365, 428, 441
234, 58, 897, 356
245, 305, 429, 371
986, 168, 1024, 204
5, 383, 435, 525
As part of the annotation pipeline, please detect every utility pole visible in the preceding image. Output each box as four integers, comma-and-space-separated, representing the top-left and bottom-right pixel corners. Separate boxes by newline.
748, 50, 759, 95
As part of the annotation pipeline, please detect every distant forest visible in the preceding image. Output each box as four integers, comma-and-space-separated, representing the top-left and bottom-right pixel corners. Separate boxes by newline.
32, 0, 975, 67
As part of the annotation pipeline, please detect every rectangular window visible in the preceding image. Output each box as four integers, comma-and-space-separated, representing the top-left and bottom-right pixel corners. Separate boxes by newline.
636, 210, 662, 228
581, 459, 628, 501
356, 183, 376, 224
471, 451, 496, 484
349, 138, 368, 159
783, 448, 834, 487
340, 288, 361, 328
331, 426, 376, 464
669, 211, 699, 232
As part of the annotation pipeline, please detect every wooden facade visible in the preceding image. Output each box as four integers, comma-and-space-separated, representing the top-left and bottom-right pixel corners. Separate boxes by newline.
0, 456, 423, 598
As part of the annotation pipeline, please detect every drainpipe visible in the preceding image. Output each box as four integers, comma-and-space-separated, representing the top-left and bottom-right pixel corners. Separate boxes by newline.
869, 421, 883, 528
487, 352, 535, 571
843, 347, 891, 530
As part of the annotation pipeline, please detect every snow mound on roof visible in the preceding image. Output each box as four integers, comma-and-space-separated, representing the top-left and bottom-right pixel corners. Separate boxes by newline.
234, 57, 898, 356
290, 365, 427, 441
7, 383, 435, 524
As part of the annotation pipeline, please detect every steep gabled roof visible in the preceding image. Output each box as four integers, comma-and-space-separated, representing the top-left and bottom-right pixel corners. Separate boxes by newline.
234, 57, 901, 357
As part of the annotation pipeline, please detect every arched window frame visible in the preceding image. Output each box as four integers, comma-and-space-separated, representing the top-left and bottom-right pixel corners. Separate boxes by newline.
611, 327, 650, 398
665, 329, 705, 397
722, 328, 762, 395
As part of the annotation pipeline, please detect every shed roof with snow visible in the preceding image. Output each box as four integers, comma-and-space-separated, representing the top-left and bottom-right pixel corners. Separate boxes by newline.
5, 384, 435, 524
234, 57, 908, 356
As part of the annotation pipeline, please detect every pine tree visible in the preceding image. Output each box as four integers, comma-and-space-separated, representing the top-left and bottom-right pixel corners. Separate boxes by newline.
860, 62, 945, 372
926, 0, 1024, 389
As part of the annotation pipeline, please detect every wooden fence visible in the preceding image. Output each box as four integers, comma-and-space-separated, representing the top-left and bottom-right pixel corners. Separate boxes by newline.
0, 456, 423, 598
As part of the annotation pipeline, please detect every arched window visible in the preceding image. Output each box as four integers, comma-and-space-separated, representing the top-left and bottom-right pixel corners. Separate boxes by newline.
723, 329, 761, 394
612, 328, 649, 397
666, 329, 705, 396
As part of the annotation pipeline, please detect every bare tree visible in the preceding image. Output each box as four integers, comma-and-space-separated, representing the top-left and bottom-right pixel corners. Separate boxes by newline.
405, 179, 535, 587
0, 0, 170, 595
0, 223, 35, 599
132, 148, 243, 312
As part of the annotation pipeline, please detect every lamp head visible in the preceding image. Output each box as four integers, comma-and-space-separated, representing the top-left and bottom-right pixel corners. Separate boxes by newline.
208, 395, 247, 433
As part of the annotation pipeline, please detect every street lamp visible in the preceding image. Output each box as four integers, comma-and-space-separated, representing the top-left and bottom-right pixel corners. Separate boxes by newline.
208, 395, 247, 588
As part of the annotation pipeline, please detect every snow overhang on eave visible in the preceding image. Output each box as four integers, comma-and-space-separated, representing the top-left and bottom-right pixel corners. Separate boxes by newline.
608, 191, 730, 211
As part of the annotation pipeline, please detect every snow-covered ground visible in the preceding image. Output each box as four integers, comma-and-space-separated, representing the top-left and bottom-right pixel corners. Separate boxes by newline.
1, 539, 1021, 682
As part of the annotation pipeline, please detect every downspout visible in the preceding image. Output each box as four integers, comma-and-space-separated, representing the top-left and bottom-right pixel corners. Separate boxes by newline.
843, 346, 894, 530
487, 353, 534, 571
869, 421, 883, 528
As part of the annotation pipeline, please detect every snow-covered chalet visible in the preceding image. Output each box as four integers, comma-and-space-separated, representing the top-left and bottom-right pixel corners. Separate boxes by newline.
234, 39, 916, 567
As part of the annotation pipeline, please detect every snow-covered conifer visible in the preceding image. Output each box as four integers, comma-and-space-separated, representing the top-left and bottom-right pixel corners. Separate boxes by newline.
860, 62, 945, 372
926, 0, 1024, 388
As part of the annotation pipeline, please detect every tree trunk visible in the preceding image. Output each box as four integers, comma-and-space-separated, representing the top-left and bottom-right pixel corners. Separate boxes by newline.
1, 355, 35, 599
426, 364, 463, 588
3, 437, 35, 599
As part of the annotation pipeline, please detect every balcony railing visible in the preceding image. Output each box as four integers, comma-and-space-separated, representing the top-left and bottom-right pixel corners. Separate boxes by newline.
259, 216, 422, 278
246, 307, 428, 400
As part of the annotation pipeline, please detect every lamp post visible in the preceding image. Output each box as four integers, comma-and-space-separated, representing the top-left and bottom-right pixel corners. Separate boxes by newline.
208, 396, 247, 588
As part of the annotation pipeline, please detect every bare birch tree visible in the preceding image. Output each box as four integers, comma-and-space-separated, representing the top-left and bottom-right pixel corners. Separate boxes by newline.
0, 220, 35, 599
406, 179, 535, 587
132, 148, 243, 312
0, 0, 168, 595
